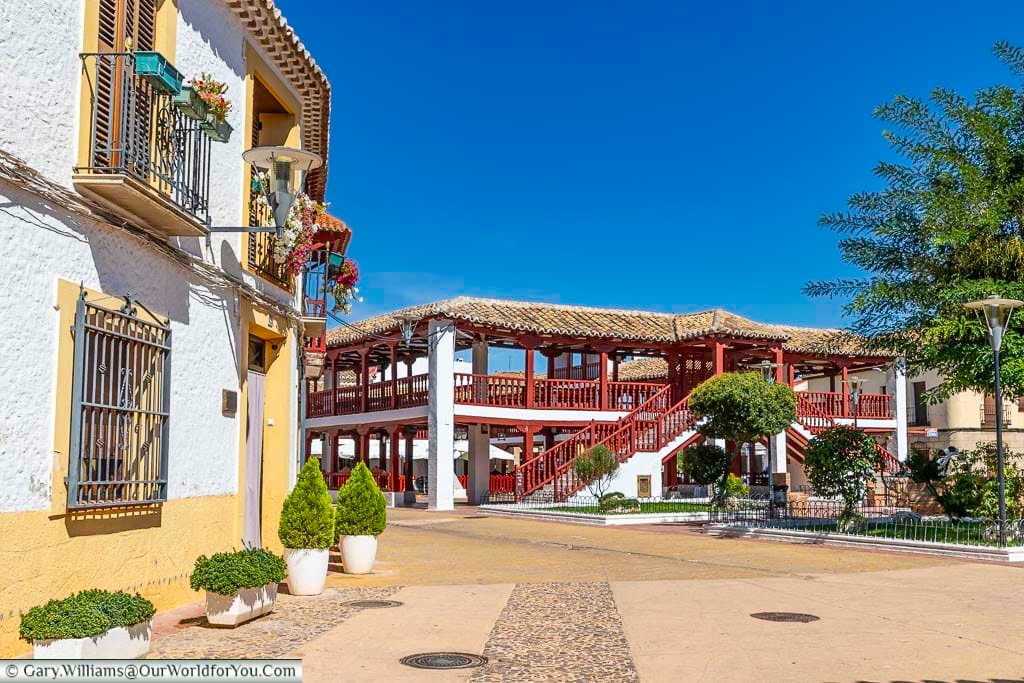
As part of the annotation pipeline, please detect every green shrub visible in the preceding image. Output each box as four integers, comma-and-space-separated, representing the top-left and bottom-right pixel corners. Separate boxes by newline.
335, 461, 387, 538
20, 590, 155, 642
278, 457, 335, 549
803, 426, 878, 527
597, 491, 625, 513
689, 372, 797, 443
723, 473, 749, 498
681, 443, 730, 487
600, 496, 641, 514
189, 547, 287, 596
573, 444, 620, 499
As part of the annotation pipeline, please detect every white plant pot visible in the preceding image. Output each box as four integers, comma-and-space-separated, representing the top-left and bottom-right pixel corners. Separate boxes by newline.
340, 535, 378, 575
34, 620, 152, 659
205, 583, 278, 626
284, 547, 329, 595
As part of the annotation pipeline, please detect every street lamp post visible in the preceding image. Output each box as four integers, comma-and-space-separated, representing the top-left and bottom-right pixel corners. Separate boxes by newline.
846, 377, 865, 429
965, 295, 1024, 547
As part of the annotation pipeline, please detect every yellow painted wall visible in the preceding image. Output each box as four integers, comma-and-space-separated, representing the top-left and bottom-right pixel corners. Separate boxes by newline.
0, 495, 235, 657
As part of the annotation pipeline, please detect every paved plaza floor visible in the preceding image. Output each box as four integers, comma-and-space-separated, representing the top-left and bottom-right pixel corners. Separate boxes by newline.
151, 507, 1024, 682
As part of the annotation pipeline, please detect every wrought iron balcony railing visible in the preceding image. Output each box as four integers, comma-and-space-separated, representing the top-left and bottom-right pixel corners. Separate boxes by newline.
246, 172, 290, 287
77, 52, 211, 230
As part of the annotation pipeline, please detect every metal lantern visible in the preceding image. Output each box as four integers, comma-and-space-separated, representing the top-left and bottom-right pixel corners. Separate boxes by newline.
241, 146, 323, 234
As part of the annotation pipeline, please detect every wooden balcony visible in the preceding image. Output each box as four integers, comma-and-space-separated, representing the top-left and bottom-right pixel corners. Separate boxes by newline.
797, 391, 894, 419
306, 373, 665, 418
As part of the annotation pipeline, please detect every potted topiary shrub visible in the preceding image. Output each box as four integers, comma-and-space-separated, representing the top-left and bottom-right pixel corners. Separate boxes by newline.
279, 457, 336, 595
334, 461, 387, 574
21, 590, 155, 659
190, 547, 287, 626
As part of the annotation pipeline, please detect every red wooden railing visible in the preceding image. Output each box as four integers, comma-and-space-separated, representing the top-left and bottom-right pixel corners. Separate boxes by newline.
326, 471, 406, 491
533, 378, 601, 409
489, 474, 516, 493
606, 381, 665, 411
397, 374, 429, 408
857, 393, 893, 419
454, 373, 526, 407
515, 385, 699, 500
875, 443, 901, 473
549, 396, 695, 501
797, 391, 893, 419
796, 394, 834, 435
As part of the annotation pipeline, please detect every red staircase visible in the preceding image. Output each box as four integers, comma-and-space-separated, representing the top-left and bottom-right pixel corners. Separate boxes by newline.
515, 385, 698, 502
791, 394, 900, 472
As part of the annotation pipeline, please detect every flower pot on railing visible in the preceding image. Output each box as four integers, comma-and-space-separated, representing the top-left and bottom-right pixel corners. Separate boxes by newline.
201, 114, 233, 143
133, 51, 183, 94
172, 85, 208, 121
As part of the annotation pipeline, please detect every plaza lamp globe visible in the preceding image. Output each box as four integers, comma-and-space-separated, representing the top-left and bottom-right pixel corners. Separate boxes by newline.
964, 295, 1024, 547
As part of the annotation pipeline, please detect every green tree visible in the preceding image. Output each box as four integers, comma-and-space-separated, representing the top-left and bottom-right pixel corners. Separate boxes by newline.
681, 442, 731, 500
806, 41, 1024, 404
573, 444, 620, 500
335, 461, 387, 538
802, 426, 879, 529
278, 457, 335, 549
689, 372, 798, 445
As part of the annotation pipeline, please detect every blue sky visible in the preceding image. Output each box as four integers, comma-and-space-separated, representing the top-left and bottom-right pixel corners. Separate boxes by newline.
280, 0, 1024, 332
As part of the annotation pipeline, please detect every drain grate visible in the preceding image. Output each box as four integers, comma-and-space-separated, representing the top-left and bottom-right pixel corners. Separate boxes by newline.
342, 599, 403, 609
400, 652, 488, 670
751, 612, 820, 623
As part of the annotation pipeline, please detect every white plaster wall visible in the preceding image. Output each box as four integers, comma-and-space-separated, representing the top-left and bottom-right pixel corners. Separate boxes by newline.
0, 2, 299, 512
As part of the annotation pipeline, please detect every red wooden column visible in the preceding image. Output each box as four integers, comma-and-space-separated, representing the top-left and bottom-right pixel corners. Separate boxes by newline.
404, 426, 416, 493
329, 430, 339, 472
521, 425, 535, 462
543, 427, 555, 451
611, 353, 620, 382
788, 364, 796, 387
712, 341, 726, 376
389, 343, 399, 409
359, 348, 370, 413
840, 364, 850, 417
524, 347, 536, 408
597, 350, 610, 410
772, 347, 785, 384
390, 427, 401, 490
358, 429, 371, 465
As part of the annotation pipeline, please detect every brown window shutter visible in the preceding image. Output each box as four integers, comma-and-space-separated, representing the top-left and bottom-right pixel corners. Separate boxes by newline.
984, 394, 997, 425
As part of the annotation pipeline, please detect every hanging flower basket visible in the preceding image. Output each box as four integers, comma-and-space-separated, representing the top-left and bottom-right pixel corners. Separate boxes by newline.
172, 85, 208, 121
267, 192, 327, 275
201, 114, 233, 143
330, 259, 362, 315
133, 51, 183, 94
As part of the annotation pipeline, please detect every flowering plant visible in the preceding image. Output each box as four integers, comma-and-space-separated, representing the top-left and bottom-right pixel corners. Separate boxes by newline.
261, 189, 325, 275
190, 72, 232, 121
330, 259, 362, 314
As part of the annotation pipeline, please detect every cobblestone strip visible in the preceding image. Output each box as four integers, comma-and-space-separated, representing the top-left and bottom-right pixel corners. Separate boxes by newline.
150, 586, 401, 659
470, 582, 639, 682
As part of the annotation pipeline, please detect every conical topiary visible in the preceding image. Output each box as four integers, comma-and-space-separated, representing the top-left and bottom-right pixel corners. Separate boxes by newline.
278, 457, 335, 549
335, 461, 387, 539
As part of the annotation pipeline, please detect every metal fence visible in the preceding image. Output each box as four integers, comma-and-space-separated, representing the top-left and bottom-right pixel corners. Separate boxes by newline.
723, 499, 1024, 548
79, 52, 211, 224
68, 291, 171, 509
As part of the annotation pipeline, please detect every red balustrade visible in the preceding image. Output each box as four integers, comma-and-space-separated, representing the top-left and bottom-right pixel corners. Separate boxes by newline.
397, 374, 429, 408
366, 380, 393, 412
798, 391, 845, 418
796, 394, 834, 434
489, 474, 516, 493
325, 471, 406, 491
606, 381, 665, 411
857, 393, 894, 419
454, 373, 526, 407
533, 378, 601, 409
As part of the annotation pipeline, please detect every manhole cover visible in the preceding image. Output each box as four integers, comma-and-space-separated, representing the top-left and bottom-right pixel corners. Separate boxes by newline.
750, 612, 820, 623
342, 600, 403, 609
400, 652, 488, 670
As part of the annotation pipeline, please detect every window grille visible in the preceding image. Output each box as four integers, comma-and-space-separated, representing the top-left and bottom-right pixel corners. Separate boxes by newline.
67, 291, 171, 509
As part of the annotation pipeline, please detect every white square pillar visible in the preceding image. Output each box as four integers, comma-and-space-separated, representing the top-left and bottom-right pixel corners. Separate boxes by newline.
467, 425, 491, 504
893, 358, 909, 461
769, 432, 787, 474
428, 319, 456, 510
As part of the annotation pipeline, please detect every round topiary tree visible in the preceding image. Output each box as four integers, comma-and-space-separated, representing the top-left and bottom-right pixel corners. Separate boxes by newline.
681, 442, 730, 500
688, 372, 798, 445
278, 457, 335, 550
573, 444, 620, 500
335, 461, 387, 539
802, 425, 878, 530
